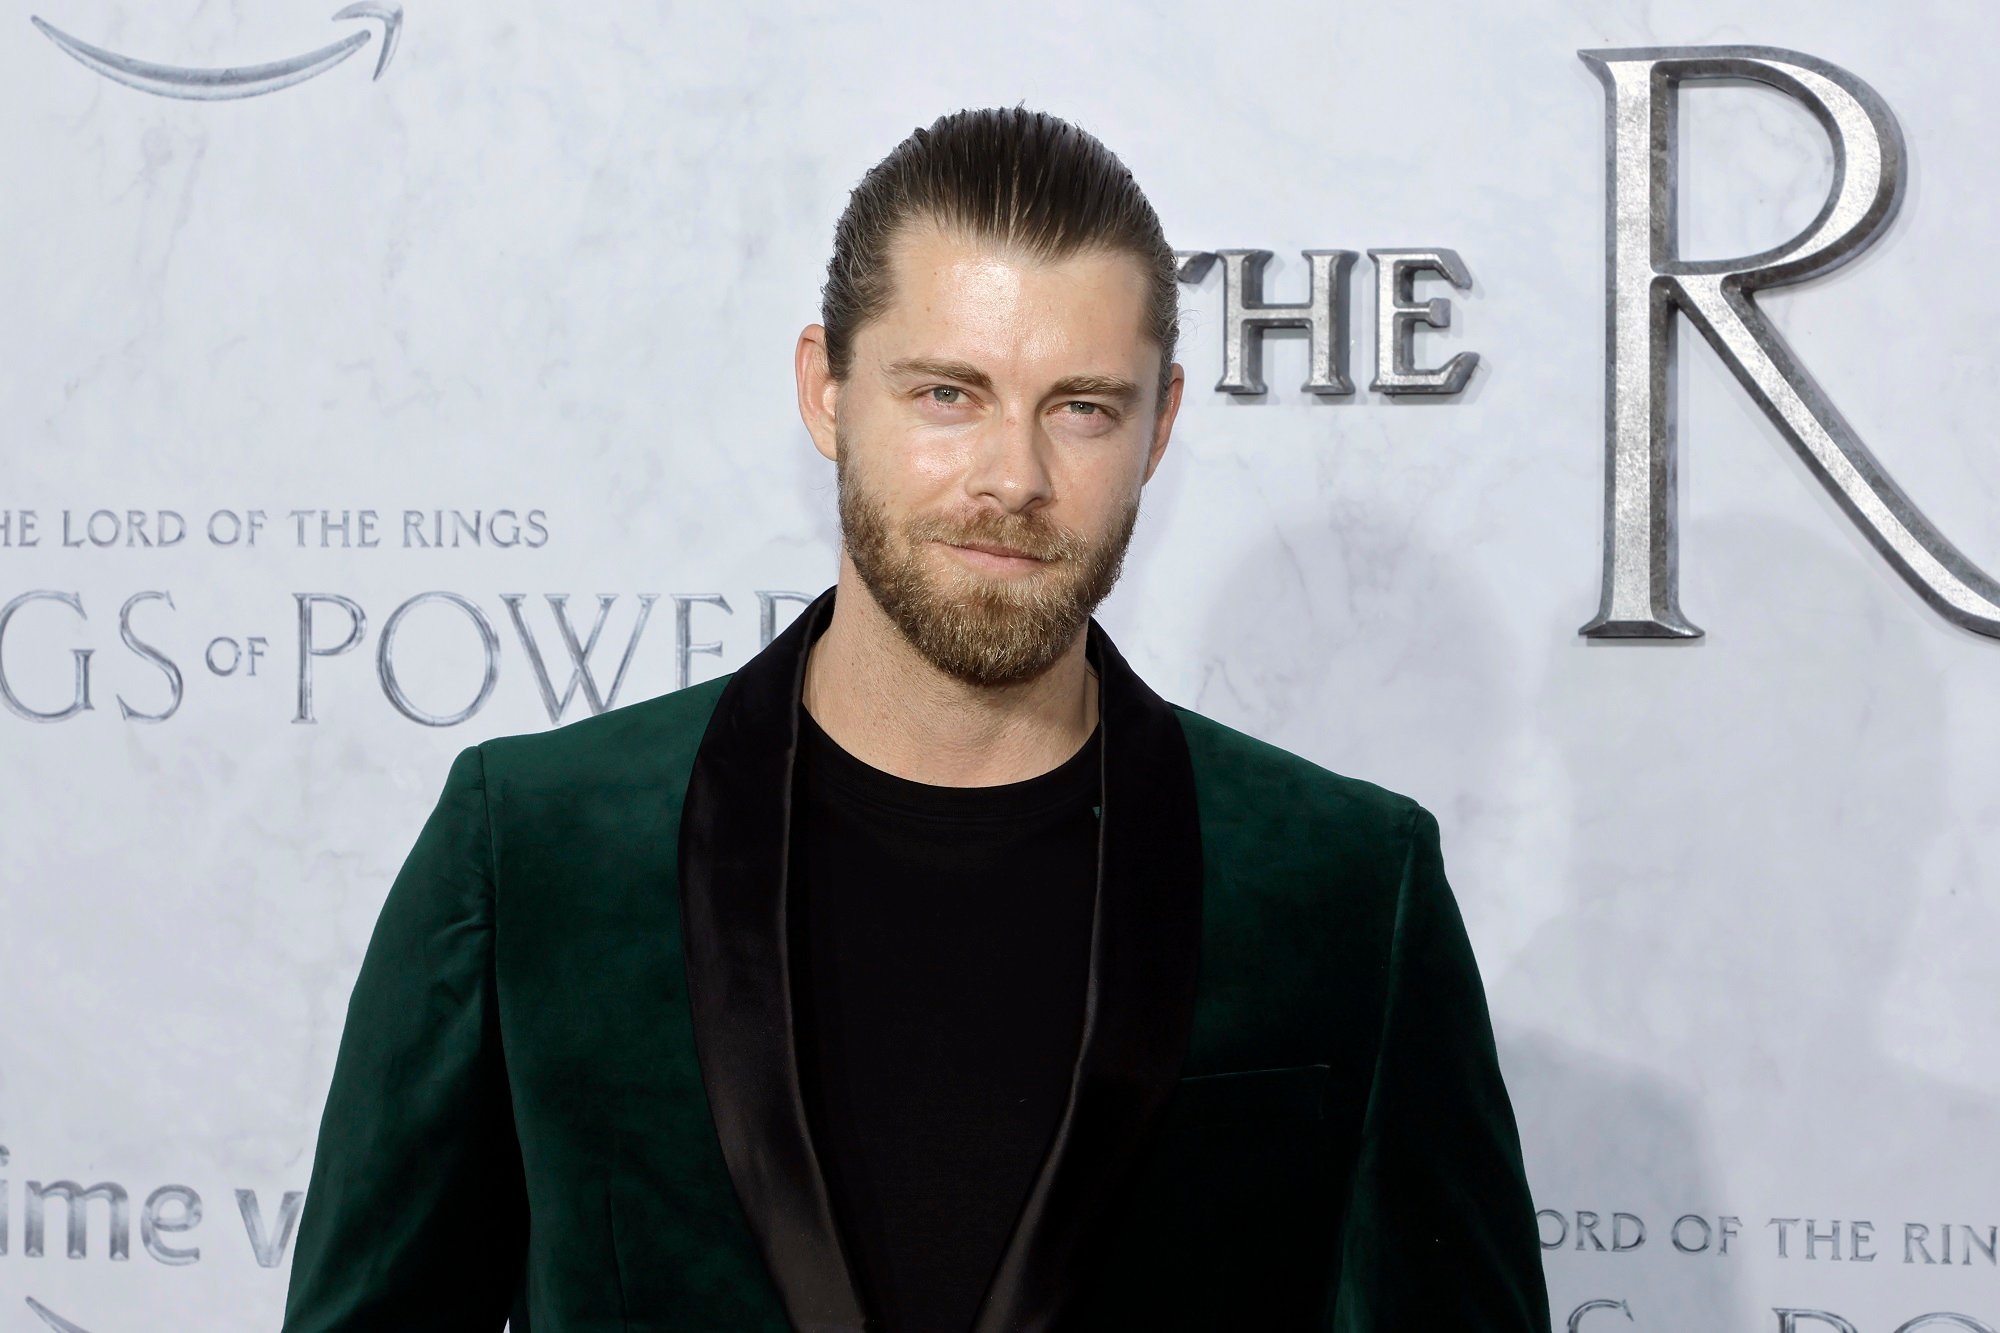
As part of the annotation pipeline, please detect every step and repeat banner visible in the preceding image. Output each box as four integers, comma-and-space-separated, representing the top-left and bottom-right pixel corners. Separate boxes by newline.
3, 1, 1995, 1329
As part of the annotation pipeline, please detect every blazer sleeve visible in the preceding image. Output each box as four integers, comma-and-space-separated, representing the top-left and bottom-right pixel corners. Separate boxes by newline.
282, 744, 528, 1332
1327, 804, 1551, 1332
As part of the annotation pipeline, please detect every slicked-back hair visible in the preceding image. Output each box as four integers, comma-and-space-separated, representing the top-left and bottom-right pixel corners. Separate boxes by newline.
820, 106, 1179, 413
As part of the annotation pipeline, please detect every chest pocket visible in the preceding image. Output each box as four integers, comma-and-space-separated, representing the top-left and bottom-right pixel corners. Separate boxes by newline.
1168, 1062, 1330, 1126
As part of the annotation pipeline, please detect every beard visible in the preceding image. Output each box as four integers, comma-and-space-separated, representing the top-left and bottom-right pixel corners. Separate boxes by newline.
836, 432, 1139, 689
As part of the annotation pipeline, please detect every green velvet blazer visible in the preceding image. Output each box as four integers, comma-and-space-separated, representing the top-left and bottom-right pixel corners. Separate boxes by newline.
280, 586, 1550, 1332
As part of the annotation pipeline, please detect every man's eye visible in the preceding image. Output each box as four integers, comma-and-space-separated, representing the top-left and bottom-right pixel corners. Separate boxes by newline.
1065, 401, 1114, 419
928, 386, 964, 404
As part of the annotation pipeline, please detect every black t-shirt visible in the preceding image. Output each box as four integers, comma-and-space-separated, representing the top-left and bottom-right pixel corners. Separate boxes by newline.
788, 705, 1102, 1333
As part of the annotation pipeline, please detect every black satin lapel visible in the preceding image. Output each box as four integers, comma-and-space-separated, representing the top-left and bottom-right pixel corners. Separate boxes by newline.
970, 619, 1206, 1333
677, 585, 867, 1333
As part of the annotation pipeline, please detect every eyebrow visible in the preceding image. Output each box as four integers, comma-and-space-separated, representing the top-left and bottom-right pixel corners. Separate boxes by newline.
882, 357, 1142, 408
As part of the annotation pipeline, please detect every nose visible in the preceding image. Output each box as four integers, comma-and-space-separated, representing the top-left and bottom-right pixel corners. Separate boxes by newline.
961, 402, 1054, 514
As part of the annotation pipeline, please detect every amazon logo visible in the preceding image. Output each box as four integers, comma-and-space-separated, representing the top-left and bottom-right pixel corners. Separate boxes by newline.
30, 3, 402, 99
25, 1298, 89, 1333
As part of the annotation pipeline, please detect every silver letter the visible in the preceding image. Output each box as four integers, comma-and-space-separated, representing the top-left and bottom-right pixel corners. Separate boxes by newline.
1180, 249, 1356, 395
1367, 248, 1478, 394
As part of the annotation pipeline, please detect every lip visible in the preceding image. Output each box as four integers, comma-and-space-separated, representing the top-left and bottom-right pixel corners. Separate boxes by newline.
954, 540, 1043, 560
936, 539, 1048, 572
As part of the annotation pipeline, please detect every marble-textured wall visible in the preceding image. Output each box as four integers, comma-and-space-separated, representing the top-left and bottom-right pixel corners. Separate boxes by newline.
2, 1, 1994, 1328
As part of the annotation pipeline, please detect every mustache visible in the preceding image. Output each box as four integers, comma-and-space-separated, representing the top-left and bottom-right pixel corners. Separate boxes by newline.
903, 508, 1087, 562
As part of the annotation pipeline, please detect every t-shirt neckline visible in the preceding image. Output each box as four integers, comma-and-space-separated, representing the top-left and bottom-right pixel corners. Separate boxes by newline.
796, 705, 1102, 822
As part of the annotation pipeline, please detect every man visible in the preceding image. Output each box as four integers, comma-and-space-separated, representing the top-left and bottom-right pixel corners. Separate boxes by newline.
282, 107, 1550, 1332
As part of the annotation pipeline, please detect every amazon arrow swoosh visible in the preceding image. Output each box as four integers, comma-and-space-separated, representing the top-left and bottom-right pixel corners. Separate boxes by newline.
31, 3, 402, 100
26, 1297, 92, 1333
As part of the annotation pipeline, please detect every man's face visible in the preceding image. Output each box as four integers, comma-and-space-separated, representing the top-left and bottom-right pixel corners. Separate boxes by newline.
811, 221, 1181, 688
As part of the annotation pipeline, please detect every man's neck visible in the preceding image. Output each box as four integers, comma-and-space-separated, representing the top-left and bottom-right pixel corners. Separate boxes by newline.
800, 561, 1100, 787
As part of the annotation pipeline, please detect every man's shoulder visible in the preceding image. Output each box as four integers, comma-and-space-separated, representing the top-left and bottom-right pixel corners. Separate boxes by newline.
473, 673, 735, 791
1170, 703, 1427, 861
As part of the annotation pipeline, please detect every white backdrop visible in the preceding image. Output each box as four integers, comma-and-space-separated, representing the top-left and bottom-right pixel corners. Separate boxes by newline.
2, 1, 1996, 1329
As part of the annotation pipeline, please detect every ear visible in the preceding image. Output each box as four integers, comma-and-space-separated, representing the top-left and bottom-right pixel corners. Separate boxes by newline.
796, 324, 840, 463
1140, 361, 1185, 485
